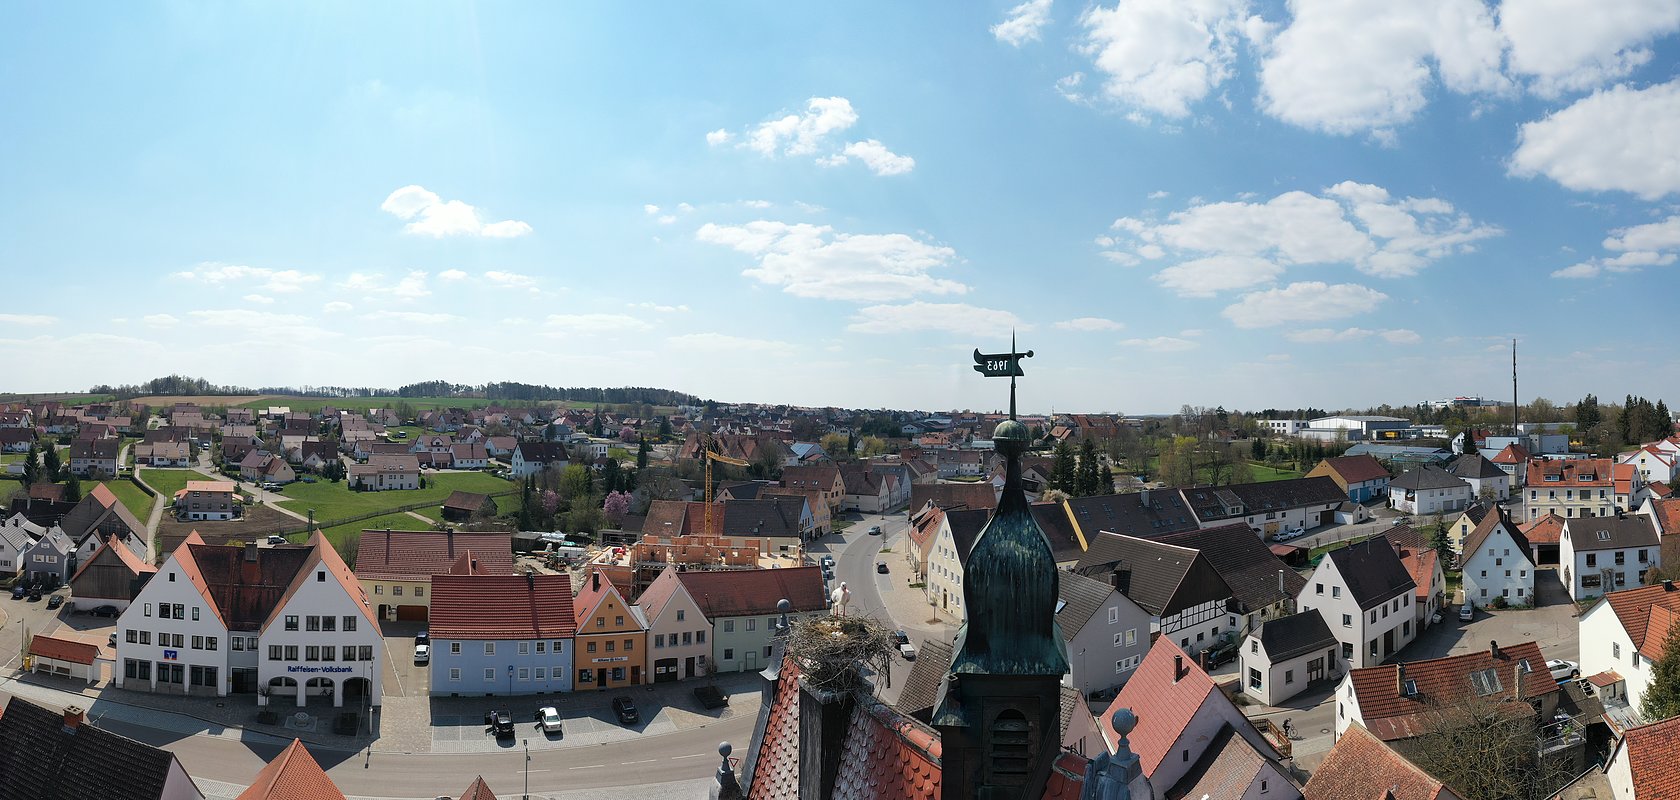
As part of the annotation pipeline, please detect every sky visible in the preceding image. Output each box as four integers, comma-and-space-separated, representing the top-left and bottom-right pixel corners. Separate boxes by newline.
4, 1, 1680, 414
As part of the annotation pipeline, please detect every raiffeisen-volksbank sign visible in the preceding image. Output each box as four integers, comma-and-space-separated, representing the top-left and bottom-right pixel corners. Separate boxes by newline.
286, 665, 356, 674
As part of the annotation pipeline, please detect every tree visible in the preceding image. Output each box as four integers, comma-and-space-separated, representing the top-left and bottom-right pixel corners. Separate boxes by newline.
1228, 458, 1254, 484
658, 417, 673, 440
1075, 439, 1101, 496
1204, 444, 1232, 486
64, 474, 82, 503
1405, 692, 1574, 800
858, 436, 888, 458
557, 465, 594, 501
1049, 440, 1076, 492
21, 442, 40, 487
603, 490, 632, 525
619, 425, 636, 441
42, 445, 63, 482
1641, 625, 1680, 722
636, 437, 651, 470
1098, 464, 1115, 494
1428, 514, 1453, 565
1157, 436, 1199, 487
540, 490, 561, 518
600, 459, 623, 493
1576, 393, 1600, 431
1250, 437, 1266, 460
820, 432, 849, 458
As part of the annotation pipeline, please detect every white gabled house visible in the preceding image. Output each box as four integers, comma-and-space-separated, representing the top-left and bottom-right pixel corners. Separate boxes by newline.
1560, 514, 1661, 602
1459, 506, 1536, 608
1295, 537, 1417, 669
1577, 580, 1680, 719
1446, 453, 1511, 502
1241, 610, 1340, 706
512, 442, 569, 478
1388, 466, 1472, 516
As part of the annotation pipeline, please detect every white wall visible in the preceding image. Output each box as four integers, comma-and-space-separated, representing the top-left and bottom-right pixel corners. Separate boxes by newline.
116, 563, 230, 696
260, 567, 385, 707
1241, 631, 1338, 706
1461, 529, 1535, 607
1064, 590, 1151, 696
1297, 556, 1414, 669
1578, 600, 1651, 711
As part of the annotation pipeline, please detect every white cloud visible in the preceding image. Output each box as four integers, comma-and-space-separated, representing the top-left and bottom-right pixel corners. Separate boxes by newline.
747, 97, 859, 157
705, 128, 732, 146
1179, 328, 1205, 337
0, 313, 57, 326
657, 215, 678, 225
1106, 183, 1498, 295
839, 140, 916, 176
1551, 262, 1601, 279
322, 302, 353, 313
1501, 0, 1680, 96
141, 314, 178, 328
643, 204, 660, 215
1076, 0, 1247, 118
847, 303, 1024, 335
1510, 81, 1680, 200
172, 263, 321, 293
1147, 190, 1170, 199
666, 332, 796, 356
1380, 328, 1421, 344
742, 200, 772, 209
1054, 316, 1125, 332
484, 271, 538, 290
1550, 214, 1680, 279
365, 310, 461, 324
628, 302, 690, 313
1605, 216, 1680, 252
544, 314, 653, 333
993, 0, 1053, 46
697, 220, 965, 302
1221, 282, 1388, 329
1119, 336, 1199, 352
243, 294, 274, 305
1255, 0, 1508, 136
438, 269, 468, 281
380, 185, 532, 238
1285, 327, 1373, 343
678, 203, 694, 213
393, 271, 431, 299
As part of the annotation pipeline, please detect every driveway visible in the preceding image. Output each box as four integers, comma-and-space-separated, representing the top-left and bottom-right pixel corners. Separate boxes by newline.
1399, 567, 1579, 663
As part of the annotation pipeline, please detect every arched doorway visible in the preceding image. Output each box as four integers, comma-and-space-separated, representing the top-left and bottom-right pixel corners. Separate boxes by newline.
266, 676, 299, 707
304, 677, 335, 706
341, 676, 371, 706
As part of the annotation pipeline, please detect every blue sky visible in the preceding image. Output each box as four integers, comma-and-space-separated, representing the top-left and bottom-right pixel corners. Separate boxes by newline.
4, 1, 1680, 414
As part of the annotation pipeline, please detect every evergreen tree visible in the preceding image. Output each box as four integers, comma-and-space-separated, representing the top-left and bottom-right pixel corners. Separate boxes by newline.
1049, 440, 1076, 492
601, 459, 623, 493
1250, 438, 1265, 460
21, 442, 40, 487
64, 475, 82, 503
1075, 438, 1101, 497
1640, 625, 1680, 722
42, 445, 62, 482
1099, 464, 1115, 495
1659, 400, 1675, 437
636, 437, 651, 470
1429, 516, 1454, 566
658, 417, 673, 440
1576, 393, 1601, 431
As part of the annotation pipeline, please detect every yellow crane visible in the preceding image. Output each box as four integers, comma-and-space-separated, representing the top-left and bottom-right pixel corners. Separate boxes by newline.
702, 443, 749, 538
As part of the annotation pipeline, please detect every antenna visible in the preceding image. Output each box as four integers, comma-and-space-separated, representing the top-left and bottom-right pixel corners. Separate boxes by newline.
1512, 338, 1519, 436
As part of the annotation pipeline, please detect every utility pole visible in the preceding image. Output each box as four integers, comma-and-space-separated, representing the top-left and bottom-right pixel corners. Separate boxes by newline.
523, 738, 532, 800
1512, 338, 1519, 436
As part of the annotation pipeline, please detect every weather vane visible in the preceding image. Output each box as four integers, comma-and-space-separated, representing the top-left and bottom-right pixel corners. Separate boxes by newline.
972, 331, 1033, 419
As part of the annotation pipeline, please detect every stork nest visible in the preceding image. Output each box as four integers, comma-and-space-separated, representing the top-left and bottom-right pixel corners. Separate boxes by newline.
784, 614, 896, 696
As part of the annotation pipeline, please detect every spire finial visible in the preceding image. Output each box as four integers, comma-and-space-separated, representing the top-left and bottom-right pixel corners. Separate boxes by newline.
973, 335, 1034, 422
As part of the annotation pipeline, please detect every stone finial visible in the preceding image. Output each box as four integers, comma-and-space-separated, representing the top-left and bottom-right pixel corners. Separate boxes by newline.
713, 740, 741, 799
777, 598, 791, 631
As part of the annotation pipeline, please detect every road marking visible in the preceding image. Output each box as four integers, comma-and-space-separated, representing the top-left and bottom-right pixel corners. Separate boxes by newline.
671, 753, 708, 759
569, 764, 605, 770
517, 769, 551, 775
621, 759, 657, 765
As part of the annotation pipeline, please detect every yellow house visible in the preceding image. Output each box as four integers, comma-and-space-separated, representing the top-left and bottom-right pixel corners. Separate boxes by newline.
573, 570, 649, 690
352, 530, 514, 621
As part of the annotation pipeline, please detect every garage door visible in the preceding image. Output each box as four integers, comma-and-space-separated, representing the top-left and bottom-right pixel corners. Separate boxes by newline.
395, 604, 428, 621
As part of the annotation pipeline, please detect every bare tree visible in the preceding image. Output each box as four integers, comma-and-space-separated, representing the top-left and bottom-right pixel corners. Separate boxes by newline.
1402, 691, 1574, 800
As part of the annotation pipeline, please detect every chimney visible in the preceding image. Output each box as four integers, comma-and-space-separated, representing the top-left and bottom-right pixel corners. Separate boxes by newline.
1278, 569, 1286, 597
244, 542, 259, 562
1514, 661, 1524, 701
1173, 654, 1184, 683
1140, 488, 1150, 506
798, 677, 857, 799
591, 571, 600, 592
1490, 640, 1501, 658
1665, 580, 1676, 592
1397, 664, 1406, 696
62, 705, 84, 732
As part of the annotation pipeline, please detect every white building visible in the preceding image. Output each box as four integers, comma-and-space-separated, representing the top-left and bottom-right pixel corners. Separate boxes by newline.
115, 532, 383, 708
1306, 415, 1411, 440
1459, 507, 1535, 608
1057, 570, 1153, 696
1621, 446, 1677, 485
1446, 454, 1511, 502
1074, 533, 1235, 657
1263, 419, 1309, 437
1578, 581, 1680, 721
924, 507, 990, 621
1388, 466, 1472, 516
1559, 515, 1661, 602
1241, 610, 1340, 706
1296, 537, 1417, 669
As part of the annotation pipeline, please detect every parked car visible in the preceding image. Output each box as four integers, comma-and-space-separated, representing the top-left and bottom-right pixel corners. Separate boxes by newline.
536, 706, 564, 734
867, 526, 882, 536
485, 709, 514, 738
890, 630, 910, 646
1547, 660, 1580, 681
10, 585, 26, 600
90, 604, 119, 618
899, 642, 917, 660
1459, 604, 1474, 622
876, 562, 889, 574
413, 644, 430, 664
1201, 635, 1239, 669
46, 594, 63, 610
28, 587, 41, 601
415, 631, 430, 646
266, 535, 287, 545
612, 696, 640, 725
108, 633, 117, 647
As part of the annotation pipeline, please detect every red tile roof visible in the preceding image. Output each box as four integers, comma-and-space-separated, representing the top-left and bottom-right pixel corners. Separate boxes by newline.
27, 634, 99, 665
1303, 723, 1458, 800
676, 566, 828, 618
1490, 443, 1530, 465
1525, 457, 1614, 487
1521, 512, 1567, 545
573, 569, 644, 630
1621, 714, 1680, 799
1399, 547, 1438, 601
1585, 670, 1623, 687
353, 530, 514, 581
831, 701, 942, 800
457, 776, 498, 800
429, 573, 578, 639
1602, 581, 1680, 657
1102, 639, 1217, 775
1650, 498, 1680, 534
1347, 640, 1557, 741
1638, 605, 1677, 661
237, 739, 346, 800
745, 659, 804, 800
1317, 454, 1391, 485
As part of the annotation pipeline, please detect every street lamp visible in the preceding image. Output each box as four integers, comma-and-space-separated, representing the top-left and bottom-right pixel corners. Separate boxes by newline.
523, 738, 531, 800
507, 664, 514, 696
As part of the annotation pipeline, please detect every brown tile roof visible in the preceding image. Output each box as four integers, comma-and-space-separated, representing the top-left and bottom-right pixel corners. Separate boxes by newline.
0, 696, 189, 800
1603, 582, 1680, 656
1490, 443, 1530, 464
677, 566, 827, 618
745, 659, 804, 800
1399, 547, 1438, 602
1160, 522, 1306, 614
1165, 723, 1276, 800
430, 573, 577, 639
1347, 640, 1557, 741
1620, 715, 1680, 800
1303, 723, 1459, 800
909, 483, 998, 513
1029, 501, 1083, 562
1649, 498, 1680, 534
353, 530, 514, 581
28, 634, 99, 665
1102, 639, 1219, 775
831, 702, 942, 800
183, 534, 314, 631
1526, 457, 1614, 486
644, 500, 693, 537
237, 738, 347, 800
1521, 512, 1567, 545
1461, 506, 1531, 563
1315, 454, 1392, 484
457, 776, 498, 800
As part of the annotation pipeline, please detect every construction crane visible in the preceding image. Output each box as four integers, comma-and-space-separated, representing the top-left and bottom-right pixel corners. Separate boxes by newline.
702, 441, 749, 539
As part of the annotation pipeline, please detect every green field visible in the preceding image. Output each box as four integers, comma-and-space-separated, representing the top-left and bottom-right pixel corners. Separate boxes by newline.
139, 469, 219, 502
309, 511, 435, 554
232, 396, 491, 414
275, 471, 514, 522
1139, 457, 1303, 485
99, 479, 157, 518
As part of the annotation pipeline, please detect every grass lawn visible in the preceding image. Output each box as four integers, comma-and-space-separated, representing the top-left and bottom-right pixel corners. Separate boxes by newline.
275, 471, 514, 523
140, 469, 219, 502
309, 511, 435, 554
385, 425, 424, 442
0, 453, 23, 465
1137, 456, 1303, 484
1309, 534, 1374, 561
99, 479, 156, 519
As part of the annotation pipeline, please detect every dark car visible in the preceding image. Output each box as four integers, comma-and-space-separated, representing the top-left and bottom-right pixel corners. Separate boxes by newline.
90, 605, 119, 618
612, 696, 640, 725
485, 709, 515, 739
46, 595, 63, 610
1201, 637, 1240, 669
876, 562, 889, 574
10, 585, 26, 600
415, 630, 430, 646
890, 630, 910, 646
28, 587, 42, 601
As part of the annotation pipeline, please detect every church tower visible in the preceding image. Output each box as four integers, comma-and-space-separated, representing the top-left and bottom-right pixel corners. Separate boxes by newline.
934, 339, 1069, 799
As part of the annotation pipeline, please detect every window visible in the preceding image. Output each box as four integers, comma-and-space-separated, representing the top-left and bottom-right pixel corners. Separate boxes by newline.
285, 615, 299, 631
269, 645, 283, 660
1114, 655, 1140, 672
677, 609, 685, 622
450, 668, 461, 681
343, 646, 355, 661
587, 641, 597, 653
682, 631, 692, 645
605, 640, 615, 652
1614, 642, 1621, 660
191, 607, 200, 621
1285, 669, 1294, 684
343, 616, 356, 632
1332, 586, 1340, 599
144, 603, 151, 616
697, 631, 706, 644
484, 642, 495, 655
518, 668, 529, 681
1315, 583, 1323, 595
1587, 554, 1598, 567
392, 585, 402, 596
1342, 614, 1352, 628
307, 616, 321, 632
1249, 668, 1262, 689
724, 620, 735, 633
655, 634, 665, 648
552, 667, 564, 678
518, 642, 529, 655
596, 617, 605, 628
207, 637, 217, 651
579, 670, 594, 683
306, 646, 320, 661
322, 616, 336, 632
1342, 642, 1353, 660
450, 642, 461, 654
375, 585, 383, 594
1251, 640, 1260, 654
484, 668, 495, 681
537, 641, 547, 653
616, 615, 625, 626
723, 648, 734, 660
321, 646, 334, 662
140, 632, 151, 645
359, 646, 373, 661
747, 618, 756, 631
415, 586, 424, 597
552, 640, 564, 651
126, 630, 138, 644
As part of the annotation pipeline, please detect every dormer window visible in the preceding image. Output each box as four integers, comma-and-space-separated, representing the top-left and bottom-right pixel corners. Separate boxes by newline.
1598, 531, 1611, 541
1403, 679, 1418, 696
